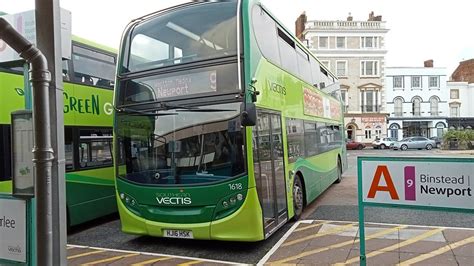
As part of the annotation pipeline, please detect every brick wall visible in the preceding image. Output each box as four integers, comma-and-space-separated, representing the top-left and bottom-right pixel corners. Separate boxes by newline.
451, 59, 474, 83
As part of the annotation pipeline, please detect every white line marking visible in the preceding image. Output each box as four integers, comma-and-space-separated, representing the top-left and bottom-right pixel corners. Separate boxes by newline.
65, 244, 243, 265
312, 219, 474, 231
257, 221, 302, 265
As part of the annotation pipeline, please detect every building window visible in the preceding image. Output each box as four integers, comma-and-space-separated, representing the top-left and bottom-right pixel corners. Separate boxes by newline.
412, 96, 422, 116
394, 97, 403, 116
341, 89, 348, 111
365, 127, 372, 139
375, 126, 382, 138
430, 96, 439, 116
436, 122, 445, 138
360, 89, 380, 113
411, 76, 421, 88
360, 60, 379, 77
393, 76, 404, 88
429, 76, 439, 88
320, 60, 330, 70
450, 89, 459, 99
319, 36, 328, 49
336, 60, 347, 77
336, 37, 346, 49
361, 37, 378, 48
450, 104, 460, 117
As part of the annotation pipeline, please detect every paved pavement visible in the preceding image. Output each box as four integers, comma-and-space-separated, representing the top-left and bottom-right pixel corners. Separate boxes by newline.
259, 220, 474, 265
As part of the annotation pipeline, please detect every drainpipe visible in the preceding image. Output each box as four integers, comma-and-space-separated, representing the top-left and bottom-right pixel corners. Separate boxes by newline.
0, 18, 54, 265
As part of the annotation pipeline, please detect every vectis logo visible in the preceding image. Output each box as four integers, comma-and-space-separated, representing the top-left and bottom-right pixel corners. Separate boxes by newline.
8, 245, 22, 254
156, 192, 192, 205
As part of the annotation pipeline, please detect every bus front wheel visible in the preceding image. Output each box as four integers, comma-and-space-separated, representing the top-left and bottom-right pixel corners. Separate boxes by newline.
293, 175, 304, 220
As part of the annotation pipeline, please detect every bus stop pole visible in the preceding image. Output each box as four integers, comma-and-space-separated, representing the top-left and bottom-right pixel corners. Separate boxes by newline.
35, 0, 67, 265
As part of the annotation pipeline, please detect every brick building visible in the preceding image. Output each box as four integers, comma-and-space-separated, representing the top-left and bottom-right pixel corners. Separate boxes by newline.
451, 59, 474, 83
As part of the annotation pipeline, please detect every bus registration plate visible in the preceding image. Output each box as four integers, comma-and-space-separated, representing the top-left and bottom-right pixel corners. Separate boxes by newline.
163, 229, 193, 239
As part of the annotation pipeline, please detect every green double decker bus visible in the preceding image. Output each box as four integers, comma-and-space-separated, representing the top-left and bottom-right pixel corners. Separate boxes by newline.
0, 36, 117, 227
114, 0, 347, 241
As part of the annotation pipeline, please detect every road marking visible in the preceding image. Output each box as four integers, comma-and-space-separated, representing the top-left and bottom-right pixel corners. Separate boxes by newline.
67, 249, 105, 259
281, 223, 354, 247
83, 252, 139, 265
342, 228, 444, 265
65, 245, 241, 265
272, 225, 405, 264
66, 246, 76, 250
178, 260, 202, 266
398, 235, 474, 265
131, 256, 172, 266
257, 221, 302, 265
313, 219, 474, 231
293, 221, 326, 232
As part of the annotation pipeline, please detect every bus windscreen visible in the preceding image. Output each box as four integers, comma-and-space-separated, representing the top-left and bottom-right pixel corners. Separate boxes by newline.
126, 1, 238, 72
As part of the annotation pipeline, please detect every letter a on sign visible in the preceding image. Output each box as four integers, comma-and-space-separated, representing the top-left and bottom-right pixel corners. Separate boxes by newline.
367, 165, 399, 200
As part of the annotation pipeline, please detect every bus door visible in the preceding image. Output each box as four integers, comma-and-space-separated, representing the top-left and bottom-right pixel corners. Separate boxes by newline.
253, 110, 287, 238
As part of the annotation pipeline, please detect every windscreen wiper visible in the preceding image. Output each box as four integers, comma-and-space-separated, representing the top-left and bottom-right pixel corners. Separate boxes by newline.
116, 107, 177, 116
117, 101, 235, 113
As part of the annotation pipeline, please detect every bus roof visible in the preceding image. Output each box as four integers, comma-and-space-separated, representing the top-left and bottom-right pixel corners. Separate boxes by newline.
72, 35, 117, 54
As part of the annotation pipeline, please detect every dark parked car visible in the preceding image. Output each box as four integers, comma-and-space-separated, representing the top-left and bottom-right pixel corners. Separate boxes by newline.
346, 140, 365, 150
429, 136, 442, 148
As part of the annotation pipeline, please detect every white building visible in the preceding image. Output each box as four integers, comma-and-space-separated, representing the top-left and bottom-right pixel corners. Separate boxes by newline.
446, 81, 474, 129
385, 62, 448, 140
298, 12, 389, 143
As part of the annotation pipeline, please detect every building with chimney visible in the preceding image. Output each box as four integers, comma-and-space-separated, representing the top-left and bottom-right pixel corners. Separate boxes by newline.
446, 59, 474, 129
451, 59, 474, 84
385, 61, 449, 140
297, 12, 389, 143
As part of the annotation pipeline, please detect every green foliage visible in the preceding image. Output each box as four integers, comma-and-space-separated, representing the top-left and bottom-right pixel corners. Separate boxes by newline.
442, 129, 474, 149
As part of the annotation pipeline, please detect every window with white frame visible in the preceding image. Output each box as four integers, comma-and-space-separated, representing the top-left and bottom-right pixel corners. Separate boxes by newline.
365, 127, 372, 139
429, 76, 439, 88
341, 89, 348, 111
336, 60, 347, 77
394, 97, 403, 116
360, 60, 379, 76
412, 96, 422, 116
450, 89, 459, 99
319, 36, 328, 49
336, 37, 346, 49
320, 60, 330, 70
430, 96, 439, 116
375, 126, 382, 138
450, 103, 460, 117
411, 76, 421, 88
361, 36, 378, 48
393, 76, 404, 88
360, 89, 380, 112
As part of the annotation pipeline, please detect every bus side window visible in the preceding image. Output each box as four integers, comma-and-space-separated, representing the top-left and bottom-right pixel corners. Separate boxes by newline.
0, 125, 12, 181
65, 127, 74, 171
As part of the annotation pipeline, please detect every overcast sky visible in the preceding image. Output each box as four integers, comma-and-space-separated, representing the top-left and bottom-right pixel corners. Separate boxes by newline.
1, 0, 473, 75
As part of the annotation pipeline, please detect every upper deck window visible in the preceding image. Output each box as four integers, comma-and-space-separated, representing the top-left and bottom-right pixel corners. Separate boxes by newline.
126, 1, 238, 72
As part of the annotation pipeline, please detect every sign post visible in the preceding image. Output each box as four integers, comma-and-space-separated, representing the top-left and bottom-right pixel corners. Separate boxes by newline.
358, 156, 474, 265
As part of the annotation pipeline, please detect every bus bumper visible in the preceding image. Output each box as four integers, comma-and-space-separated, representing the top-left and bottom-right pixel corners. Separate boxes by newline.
117, 187, 265, 241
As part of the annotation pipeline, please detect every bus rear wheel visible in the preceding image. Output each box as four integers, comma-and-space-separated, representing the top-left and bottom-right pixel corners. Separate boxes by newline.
334, 159, 343, 184
293, 175, 304, 220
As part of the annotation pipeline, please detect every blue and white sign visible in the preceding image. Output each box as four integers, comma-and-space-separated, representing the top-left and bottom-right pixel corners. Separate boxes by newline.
0, 198, 26, 263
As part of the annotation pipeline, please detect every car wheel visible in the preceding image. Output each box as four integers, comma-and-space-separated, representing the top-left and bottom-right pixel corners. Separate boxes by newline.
426, 144, 432, 150
357, 144, 364, 150
380, 144, 386, 149
401, 144, 408, 151
293, 175, 304, 220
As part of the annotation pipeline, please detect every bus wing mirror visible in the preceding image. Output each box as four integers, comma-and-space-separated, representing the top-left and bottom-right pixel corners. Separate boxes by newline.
241, 102, 256, 127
